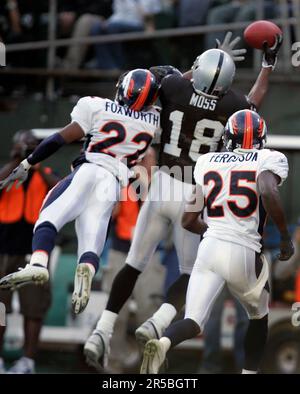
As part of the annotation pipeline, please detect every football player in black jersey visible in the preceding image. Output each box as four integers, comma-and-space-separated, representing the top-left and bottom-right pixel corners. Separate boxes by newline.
84, 32, 282, 371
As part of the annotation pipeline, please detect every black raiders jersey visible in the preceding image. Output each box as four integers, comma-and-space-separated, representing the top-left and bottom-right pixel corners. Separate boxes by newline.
158, 74, 252, 183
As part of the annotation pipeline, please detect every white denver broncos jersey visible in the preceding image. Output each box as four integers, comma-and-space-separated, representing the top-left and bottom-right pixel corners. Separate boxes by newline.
194, 149, 289, 252
71, 96, 161, 183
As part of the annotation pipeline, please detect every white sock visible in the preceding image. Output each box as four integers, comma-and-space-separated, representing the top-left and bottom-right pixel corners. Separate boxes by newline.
152, 303, 177, 329
96, 310, 118, 335
159, 337, 171, 353
30, 251, 49, 268
85, 263, 96, 277
242, 369, 257, 374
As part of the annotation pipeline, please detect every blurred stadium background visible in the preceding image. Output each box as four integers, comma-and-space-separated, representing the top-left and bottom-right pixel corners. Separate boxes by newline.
0, 0, 300, 374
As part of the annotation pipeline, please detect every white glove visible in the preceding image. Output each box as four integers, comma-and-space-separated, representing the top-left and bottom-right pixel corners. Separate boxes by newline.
216, 31, 247, 62
0, 159, 31, 191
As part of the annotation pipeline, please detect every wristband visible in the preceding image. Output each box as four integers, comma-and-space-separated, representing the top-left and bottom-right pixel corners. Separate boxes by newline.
21, 158, 31, 171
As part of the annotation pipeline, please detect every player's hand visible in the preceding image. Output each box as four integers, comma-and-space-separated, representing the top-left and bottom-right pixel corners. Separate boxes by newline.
216, 31, 247, 62
262, 33, 283, 71
0, 160, 31, 191
278, 234, 294, 261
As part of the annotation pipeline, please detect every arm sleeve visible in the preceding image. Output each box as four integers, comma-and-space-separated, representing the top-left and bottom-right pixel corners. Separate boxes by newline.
258, 150, 289, 186
70, 97, 93, 135
27, 133, 66, 165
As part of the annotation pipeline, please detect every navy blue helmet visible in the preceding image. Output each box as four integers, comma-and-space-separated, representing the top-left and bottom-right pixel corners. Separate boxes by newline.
223, 109, 267, 151
116, 69, 159, 111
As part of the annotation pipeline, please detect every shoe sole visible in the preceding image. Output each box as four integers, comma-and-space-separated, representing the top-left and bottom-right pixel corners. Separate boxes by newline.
72, 265, 91, 314
140, 340, 161, 374
0, 271, 48, 289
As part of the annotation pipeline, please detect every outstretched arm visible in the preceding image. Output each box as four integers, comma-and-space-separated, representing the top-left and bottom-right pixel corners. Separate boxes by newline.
181, 185, 207, 235
247, 34, 283, 109
27, 122, 85, 166
258, 170, 294, 260
247, 67, 272, 109
0, 122, 84, 190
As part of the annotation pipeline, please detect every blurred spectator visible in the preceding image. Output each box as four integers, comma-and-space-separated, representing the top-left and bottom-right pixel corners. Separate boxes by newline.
172, 0, 213, 70
0, 130, 59, 374
89, 0, 162, 70
205, 0, 278, 50
2, 1, 49, 43
198, 287, 248, 374
61, 0, 113, 69
177, 0, 212, 27
0, 1, 23, 43
0, 1, 49, 67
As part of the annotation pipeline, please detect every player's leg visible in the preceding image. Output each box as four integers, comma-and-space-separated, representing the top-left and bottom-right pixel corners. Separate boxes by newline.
5, 257, 51, 374
140, 238, 226, 374
227, 250, 270, 374
136, 195, 200, 344
72, 166, 119, 315
242, 297, 268, 374
166, 215, 200, 308
0, 254, 17, 372
0, 164, 97, 289
84, 188, 169, 370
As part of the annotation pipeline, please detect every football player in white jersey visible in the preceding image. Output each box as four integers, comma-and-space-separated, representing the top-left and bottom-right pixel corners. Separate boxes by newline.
140, 109, 294, 374
83, 33, 283, 371
0, 69, 161, 314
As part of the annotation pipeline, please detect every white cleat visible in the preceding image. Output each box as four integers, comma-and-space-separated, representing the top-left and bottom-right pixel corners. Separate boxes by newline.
0, 264, 49, 290
84, 330, 110, 372
72, 264, 93, 314
6, 357, 35, 374
140, 339, 166, 374
135, 318, 163, 347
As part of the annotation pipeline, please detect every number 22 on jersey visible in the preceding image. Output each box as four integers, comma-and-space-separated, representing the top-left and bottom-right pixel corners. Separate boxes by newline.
88, 121, 152, 166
